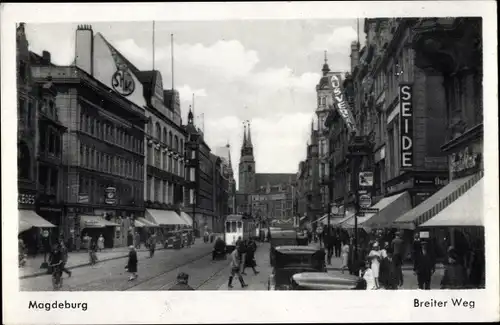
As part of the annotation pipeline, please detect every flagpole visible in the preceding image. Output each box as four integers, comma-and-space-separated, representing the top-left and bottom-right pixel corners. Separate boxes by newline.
192, 93, 195, 125
152, 21, 155, 70
171, 33, 174, 90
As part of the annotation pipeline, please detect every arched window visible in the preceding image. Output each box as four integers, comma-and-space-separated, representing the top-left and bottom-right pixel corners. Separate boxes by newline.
86, 115, 91, 133
163, 127, 167, 144
180, 139, 184, 153
155, 122, 161, 140
169, 131, 173, 147
174, 135, 179, 151
18, 141, 31, 180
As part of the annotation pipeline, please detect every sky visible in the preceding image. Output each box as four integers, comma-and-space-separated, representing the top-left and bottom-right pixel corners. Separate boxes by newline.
25, 19, 363, 187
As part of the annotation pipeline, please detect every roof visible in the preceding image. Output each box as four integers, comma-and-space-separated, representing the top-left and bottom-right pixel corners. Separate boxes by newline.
225, 214, 243, 221
274, 246, 320, 254
255, 173, 294, 189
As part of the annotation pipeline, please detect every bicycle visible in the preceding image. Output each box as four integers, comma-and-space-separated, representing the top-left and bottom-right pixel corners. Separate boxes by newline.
49, 261, 63, 291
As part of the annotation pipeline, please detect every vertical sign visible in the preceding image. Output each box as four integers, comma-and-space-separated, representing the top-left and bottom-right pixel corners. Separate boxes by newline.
330, 73, 358, 134
399, 84, 414, 169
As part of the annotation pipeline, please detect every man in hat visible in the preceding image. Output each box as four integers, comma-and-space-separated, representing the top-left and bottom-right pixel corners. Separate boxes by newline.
414, 241, 435, 290
391, 231, 404, 287
169, 272, 194, 290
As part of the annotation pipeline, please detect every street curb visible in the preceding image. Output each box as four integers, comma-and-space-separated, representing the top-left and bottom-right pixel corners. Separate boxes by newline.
19, 247, 167, 280
326, 264, 445, 271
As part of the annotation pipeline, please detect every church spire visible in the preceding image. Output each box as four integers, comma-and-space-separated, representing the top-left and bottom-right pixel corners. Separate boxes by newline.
247, 121, 253, 147
242, 122, 247, 150
226, 141, 233, 169
187, 105, 194, 124
322, 50, 330, 76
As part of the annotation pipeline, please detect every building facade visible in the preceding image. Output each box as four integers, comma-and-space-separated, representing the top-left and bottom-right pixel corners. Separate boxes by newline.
211, 153, 230, 233
214, 144, 236, 215
185, 110, 216, 236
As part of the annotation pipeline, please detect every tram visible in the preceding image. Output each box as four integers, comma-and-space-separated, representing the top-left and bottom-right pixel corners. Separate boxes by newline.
224, 214, 255, 251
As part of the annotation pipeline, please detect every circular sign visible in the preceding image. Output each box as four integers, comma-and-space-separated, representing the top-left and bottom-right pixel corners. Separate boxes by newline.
112, 69, 135, 96
359, 194, 372, 208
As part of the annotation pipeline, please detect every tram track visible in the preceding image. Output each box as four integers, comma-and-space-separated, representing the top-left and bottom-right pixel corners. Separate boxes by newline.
124, 250, 213, 291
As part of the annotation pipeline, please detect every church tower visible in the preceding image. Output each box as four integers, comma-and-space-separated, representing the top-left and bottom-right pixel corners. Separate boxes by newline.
238, 121, 256, 194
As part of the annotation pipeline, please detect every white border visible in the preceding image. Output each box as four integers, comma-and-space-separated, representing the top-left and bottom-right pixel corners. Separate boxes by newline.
1, 2, 498, 324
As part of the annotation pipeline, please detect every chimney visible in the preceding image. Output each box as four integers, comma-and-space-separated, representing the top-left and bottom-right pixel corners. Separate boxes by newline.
75, 24, 94, 75
350, 41, 360, 73
42, 51, 51, 65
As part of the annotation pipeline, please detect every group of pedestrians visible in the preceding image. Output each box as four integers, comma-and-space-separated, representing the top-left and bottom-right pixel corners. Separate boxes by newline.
227, 237, 260, 289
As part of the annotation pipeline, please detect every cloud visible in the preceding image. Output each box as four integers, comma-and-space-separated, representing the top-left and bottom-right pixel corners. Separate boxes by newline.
176, 84, 207, 103
248, 67, 320, 94
310, 26, 358, 54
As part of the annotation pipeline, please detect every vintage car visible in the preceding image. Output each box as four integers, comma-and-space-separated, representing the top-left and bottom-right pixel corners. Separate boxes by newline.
268, 246, 326, 290
164, 231, 183, 249
291, 272, 366, 290
269, 228, 308, 266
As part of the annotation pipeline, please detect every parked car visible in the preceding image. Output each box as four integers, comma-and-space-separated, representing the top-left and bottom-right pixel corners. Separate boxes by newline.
291, 272, 366, 290
268, 228, 307, 266
268, 246, 326, 290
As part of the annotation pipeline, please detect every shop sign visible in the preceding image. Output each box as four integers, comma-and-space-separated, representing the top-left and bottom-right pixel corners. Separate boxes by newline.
386, 179, 413, 194
18, 193, 36, 205
78, 194, 89, 203
450, 146, 481, 178
105, 187, 117, 205
399, 84, 414, 169
358, 194, 372, 208
112, 69, 135, 97
414, 176, 449, 187
330, 73, 358, 134
374, 146, 386, 163
359, 171, 374, 187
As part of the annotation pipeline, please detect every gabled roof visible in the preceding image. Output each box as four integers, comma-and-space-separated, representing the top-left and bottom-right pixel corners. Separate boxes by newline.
255, 173, 294, 189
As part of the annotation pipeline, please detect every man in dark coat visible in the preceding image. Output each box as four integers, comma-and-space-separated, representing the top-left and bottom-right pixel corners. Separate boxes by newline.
169, 272, 194, 290
414, 241, 435, 290
441, 248, 468, 289
242, 239, 259, 275
391, 231, 405, 287
323, 228, 334, 265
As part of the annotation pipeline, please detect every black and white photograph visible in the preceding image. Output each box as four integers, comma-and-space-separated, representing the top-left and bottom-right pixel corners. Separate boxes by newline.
2, 2, 498, 324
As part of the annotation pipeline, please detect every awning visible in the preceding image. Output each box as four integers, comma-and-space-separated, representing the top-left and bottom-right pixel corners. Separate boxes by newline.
300, 216, 307, 221
134, 219, 147, 227
340, 215, 372, 230
419, 178, 484, 227
179, 212, 193, 226
394, 172, 483, 230
361, 191, 412, 228
18, 210, 56, 232
135, 217, 158, 227
332, 211, 355, 226
80, 215, 120, 229
145, 209, 187, 226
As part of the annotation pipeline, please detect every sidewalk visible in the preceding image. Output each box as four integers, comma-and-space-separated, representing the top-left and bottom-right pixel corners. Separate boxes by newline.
19, 241, 206, 279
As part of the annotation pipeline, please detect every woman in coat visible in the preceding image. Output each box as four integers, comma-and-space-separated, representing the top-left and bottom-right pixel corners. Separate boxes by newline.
242, 239, 259, 275
441, 249, 467, 289
126, 246, 138, 281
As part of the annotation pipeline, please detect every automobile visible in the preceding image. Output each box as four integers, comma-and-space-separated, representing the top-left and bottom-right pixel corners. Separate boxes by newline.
268, 228, 307, 266
268, 246, 326, 290
291, 272, 367, 290
164, 231, 183, 249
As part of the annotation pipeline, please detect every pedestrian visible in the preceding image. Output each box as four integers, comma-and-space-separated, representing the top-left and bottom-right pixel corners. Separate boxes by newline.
59, 239, 72, 277
316, 225, 323, 247
334, 230, 342, 258
441, 248, 468, 289
97, 234, 105, 252
135, 232, 141, 249
89, 241, 98, 266
361, 259, 376, 290
228, 246, 248, 289
340, 240, 350, 274
468, 239, 485, 288
242, 239, 259, 275
324, 228, 334, 265
18, 238, 26, 268
368, 242, 382, 289
186, 230, 192, 248
169, 272, 194, 290
125, 245, 138, 281
391, 231, 405, 287
148, 233, 156, 258
414, 241, 435, 290
412, 232, 422, 271
378, 242, 389, 287
384, 251, 400, 290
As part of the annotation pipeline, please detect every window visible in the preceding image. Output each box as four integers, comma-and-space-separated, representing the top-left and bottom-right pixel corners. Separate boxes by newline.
163, 127, 167, 143
174, 135, 179, 151
169, 131, 173, 147
225, 222, 231, 233
163, 152, 167, 170
96, 152, 101, 170
237, 221, 242, 229
154, 178, 160, 202
168, 156, 173, 173
147, 119, 153, 136
180, 140, 184, 153
18, 141, 31, 180
18, 98, 26, 121
147, 144, 153, 165
155, 148, 160, 167
85, 147, 90, 167
27, 101, 33, 128
155, 122, 161, 140
80, 146, 84, 165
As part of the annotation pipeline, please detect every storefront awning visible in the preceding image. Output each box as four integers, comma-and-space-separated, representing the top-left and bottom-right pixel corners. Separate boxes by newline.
340, 215, 372, 230
18, 210, 56, 233
331, 211, 355, 226
361, 191, 412, 228
179, 212, 193, 226
80, 215, 120, 229
394, 172, 483, 230
145, 209, 187, 226
419, 178, 484, 227
135, 217, 158, 228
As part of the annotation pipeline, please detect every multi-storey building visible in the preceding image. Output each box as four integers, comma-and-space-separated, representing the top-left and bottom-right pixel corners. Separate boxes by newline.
295, 121, 321, 228
28, 25, 150, 248
211, 152, 230, 233
17, 23, 68, 253
185, 110, 216, 236
393, 18, 483, 256
315, 55, 336, 219
214, 144, 236, 215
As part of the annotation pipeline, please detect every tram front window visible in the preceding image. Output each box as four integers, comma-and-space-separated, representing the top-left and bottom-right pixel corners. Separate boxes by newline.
237, 221, 242, 229
225, 222, 231, 233
231, 222, 237, 232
